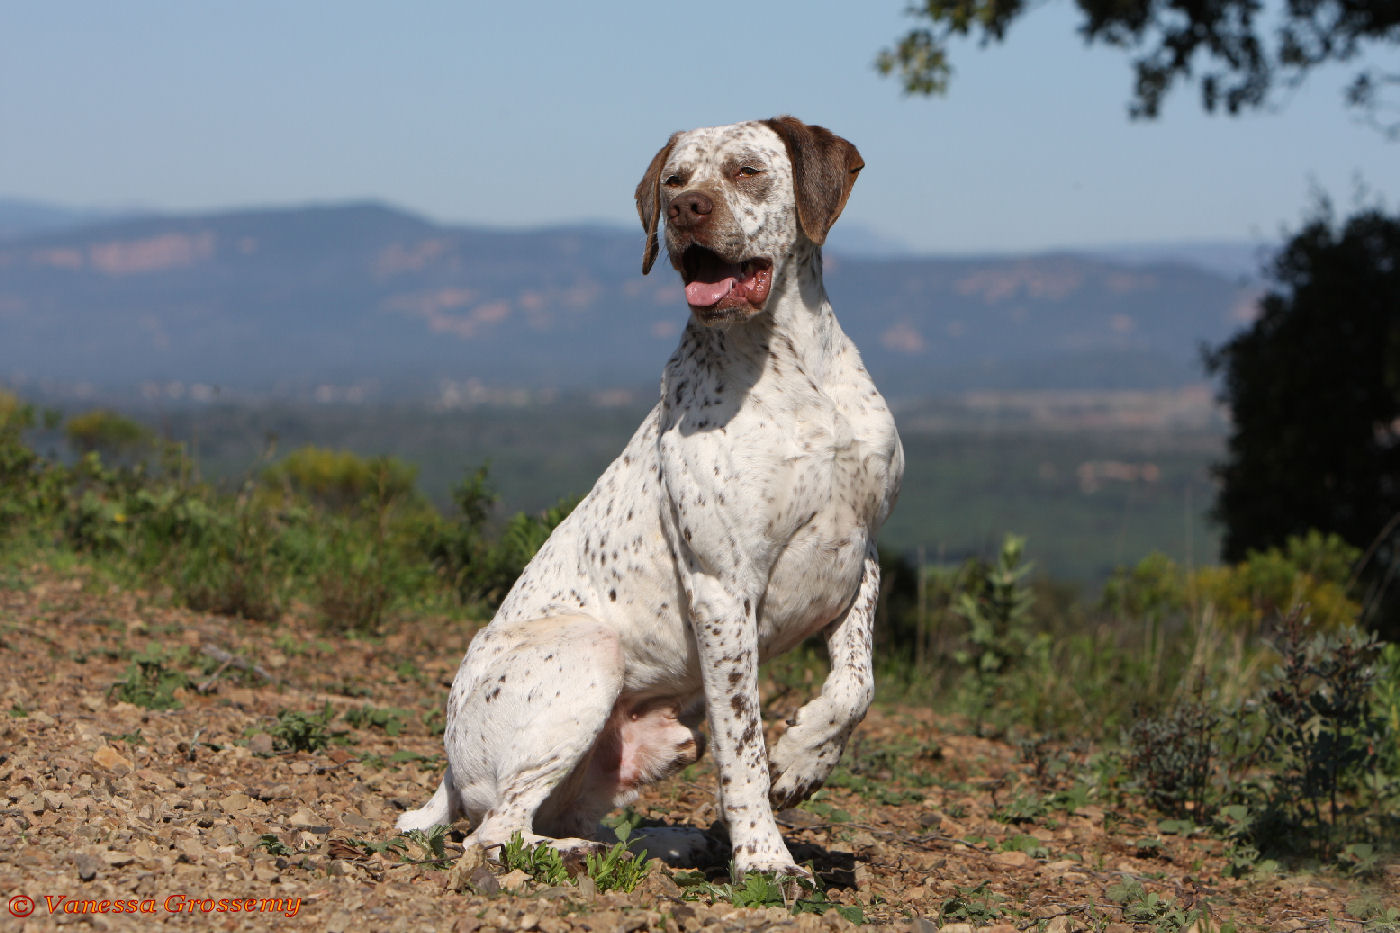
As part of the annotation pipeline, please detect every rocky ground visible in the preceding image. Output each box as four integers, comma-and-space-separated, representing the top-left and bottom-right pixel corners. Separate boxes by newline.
1, 565, 1395, 931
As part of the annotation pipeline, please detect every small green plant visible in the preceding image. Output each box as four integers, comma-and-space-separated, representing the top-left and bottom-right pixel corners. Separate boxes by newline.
999, 833, 1049, 859
1337, 842, 1381, 878
400, 826, 453, 869
1134, 836, 1165, 858
108, 645, 191, 710
163, 490, 290, 622
800, 795, 853, 823
601, 807, 646, 843
939, 881, 1005, 924
255, 834, 294, 857
315, 522, 395, 632
993, 789, 1048, 824
344, 705, 410, 736
498, 832, 568, 887
1374, 641, 1400, 775
422, 706, 446, 735
1106, 879, 1192, 931
952, 535, 1041, 734
339, 835, 409, 859
583, 842, 650, 893
267, 704, 335, 753
1345, 895, 1400, 926
676, 869, 861, 921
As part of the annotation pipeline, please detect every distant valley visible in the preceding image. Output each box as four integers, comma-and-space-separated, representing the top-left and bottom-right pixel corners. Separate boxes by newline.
0, 199, 1262, 404
0, 197, 1247, 578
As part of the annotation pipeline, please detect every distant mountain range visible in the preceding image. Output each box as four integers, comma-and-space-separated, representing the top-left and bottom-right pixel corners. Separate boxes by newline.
0, 199, 1264, 402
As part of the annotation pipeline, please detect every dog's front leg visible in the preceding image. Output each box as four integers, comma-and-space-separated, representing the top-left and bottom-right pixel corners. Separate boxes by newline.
678, 559, 801, 877
768, 545, 879, 809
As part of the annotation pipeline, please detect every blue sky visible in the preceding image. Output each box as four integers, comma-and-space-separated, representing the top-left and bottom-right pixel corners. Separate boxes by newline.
2, 1, 1395, 253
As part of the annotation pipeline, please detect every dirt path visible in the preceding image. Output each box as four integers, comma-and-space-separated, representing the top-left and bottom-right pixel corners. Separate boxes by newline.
1, 567, 1394, 930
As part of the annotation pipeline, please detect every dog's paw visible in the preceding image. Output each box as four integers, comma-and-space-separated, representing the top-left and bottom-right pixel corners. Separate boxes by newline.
768, 717, 844, 809
731, 857, 814, 891
768, 766, 829, 810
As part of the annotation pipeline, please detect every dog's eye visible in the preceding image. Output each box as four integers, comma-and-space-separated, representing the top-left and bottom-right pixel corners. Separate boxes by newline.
663, 174, 684, 188
737, 166, 763, 178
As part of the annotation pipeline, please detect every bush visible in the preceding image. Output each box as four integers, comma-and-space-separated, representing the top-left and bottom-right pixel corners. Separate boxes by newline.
171, 494, 292, 622
1252, 612, 1392, 857
65, 409, 154, 462
428, 464, 577, 606
1123, 690, 1221, 818
1119, 611, 1397, 866
1192, 531, 1362, 634
262, 446, 420, 514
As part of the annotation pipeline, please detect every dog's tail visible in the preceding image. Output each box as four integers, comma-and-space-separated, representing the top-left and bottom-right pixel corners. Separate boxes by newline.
394, 767, 459, 832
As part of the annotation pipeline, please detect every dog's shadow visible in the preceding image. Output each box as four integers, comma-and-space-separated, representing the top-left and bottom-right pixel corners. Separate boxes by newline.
631, 821, 859, 891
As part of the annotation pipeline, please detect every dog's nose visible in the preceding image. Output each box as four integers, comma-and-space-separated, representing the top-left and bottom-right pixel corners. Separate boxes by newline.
668, 191, 713, 228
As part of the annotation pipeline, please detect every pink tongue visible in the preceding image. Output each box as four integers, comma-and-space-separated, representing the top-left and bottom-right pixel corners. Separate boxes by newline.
686, 276, 737, 307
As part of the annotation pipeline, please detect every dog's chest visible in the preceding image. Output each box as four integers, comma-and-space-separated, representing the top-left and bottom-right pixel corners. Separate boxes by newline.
659, 334, 901, 650
754, 368, 899, 647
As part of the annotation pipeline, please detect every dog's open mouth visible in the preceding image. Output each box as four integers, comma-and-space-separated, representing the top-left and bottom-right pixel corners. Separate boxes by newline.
681, 245, 773, 313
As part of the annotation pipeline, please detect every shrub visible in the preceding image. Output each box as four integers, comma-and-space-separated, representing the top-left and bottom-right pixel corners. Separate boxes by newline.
428, 464, 577, 606
261, 446, 420, 514
1119, 608, 1397, 867
65, 409, 154, 462
1123, 689, 1221, 818
1192, 531, 1362, 634
1253, 612, 1389, 856
174, 504, 289, 622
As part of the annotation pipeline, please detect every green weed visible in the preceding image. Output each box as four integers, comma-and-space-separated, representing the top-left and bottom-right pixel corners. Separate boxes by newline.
400, 826, 453, 868
1106, 879, 1193, 931
108, 644, 191, 710
939, 881, 1005, 924
266, 704, 336, 753
255, 834, 294, 857
675, 869, 863, 921
498, 832, 568, 886
583, 842, 650, 893
343, 705, 411, 736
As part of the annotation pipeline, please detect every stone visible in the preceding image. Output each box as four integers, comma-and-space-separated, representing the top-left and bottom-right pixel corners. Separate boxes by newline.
92, 744, 132, 773
498, 868, 532, 889
73, 852, 103, 881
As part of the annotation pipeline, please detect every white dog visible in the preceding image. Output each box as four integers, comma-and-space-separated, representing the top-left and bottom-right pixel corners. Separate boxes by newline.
398, 116, 903, 878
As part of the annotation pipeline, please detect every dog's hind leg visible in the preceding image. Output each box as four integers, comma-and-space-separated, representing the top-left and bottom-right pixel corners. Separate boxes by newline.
394, 767, 461, 832
443, 614, 626, 854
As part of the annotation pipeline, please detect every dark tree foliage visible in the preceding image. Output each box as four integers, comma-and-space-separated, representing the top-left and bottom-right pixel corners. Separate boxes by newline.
1204, 205, 1400, 635
877, 0, 1400, 134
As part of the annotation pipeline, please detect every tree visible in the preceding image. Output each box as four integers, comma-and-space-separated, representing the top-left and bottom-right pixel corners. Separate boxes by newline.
1203, 204, 1400, 635
877, 0, 1400, 135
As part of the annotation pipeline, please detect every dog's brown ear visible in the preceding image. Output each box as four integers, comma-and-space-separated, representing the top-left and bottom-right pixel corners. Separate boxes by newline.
763, 116, 863, 246
635, 133, 679, 275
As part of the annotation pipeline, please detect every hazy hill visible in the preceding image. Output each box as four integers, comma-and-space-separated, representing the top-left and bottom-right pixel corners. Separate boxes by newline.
0, 197, 140, 241
0, 201, 1258, 400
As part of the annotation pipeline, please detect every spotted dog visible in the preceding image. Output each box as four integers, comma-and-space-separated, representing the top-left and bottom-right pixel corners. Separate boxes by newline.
397, 116, 903, 878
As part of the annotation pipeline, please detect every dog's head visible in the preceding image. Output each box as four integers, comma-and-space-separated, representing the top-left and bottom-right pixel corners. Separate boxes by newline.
635, 117, 863, 325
